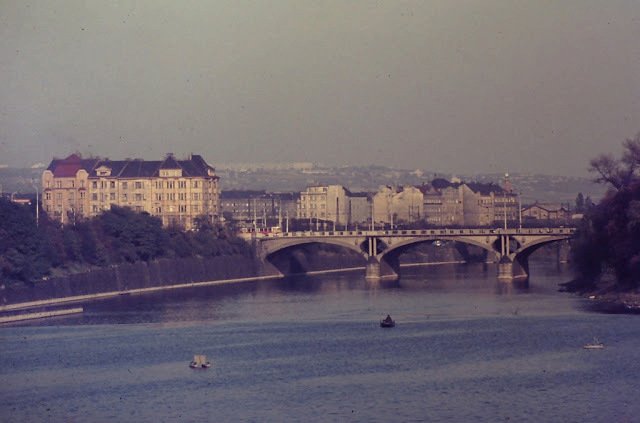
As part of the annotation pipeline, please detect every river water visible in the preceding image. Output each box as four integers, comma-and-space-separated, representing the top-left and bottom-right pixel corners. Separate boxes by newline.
1, 261, 639, 422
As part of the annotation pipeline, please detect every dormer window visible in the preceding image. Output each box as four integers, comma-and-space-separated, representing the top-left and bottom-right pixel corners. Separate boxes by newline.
160, 169, 182, 177
96, 166, 112, 177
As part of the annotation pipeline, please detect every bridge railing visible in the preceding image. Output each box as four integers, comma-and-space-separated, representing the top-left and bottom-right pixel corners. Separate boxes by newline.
249, 227, 575, 239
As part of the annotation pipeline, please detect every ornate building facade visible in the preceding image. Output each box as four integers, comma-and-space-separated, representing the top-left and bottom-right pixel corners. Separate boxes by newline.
42, 153, 219, 229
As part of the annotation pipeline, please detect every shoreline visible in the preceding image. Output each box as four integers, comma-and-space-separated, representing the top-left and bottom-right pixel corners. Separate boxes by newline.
0, 260, 467, 315
560, 278, 640, 314
581, 291, 640, 314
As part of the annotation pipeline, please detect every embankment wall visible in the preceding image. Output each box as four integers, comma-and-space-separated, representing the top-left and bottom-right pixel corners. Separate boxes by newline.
1, 255, 274, 306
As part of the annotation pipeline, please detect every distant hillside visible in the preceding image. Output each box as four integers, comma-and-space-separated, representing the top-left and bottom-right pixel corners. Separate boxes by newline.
1, 164, 607, 205
0, 167, 42, 194
217, 165, 607, 204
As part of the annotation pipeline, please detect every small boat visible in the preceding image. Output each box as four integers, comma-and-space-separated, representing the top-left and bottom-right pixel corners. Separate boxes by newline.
380, 314, 395, 328
189, 354, 212, 368
583, 338, 604, 349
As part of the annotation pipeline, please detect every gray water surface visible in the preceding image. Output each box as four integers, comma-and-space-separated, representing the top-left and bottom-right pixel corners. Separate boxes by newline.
1, 262, 638, 422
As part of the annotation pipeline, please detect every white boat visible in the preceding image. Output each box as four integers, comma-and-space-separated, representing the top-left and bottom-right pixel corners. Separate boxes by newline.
583, 338, 604, 349
189, 354, 212, 368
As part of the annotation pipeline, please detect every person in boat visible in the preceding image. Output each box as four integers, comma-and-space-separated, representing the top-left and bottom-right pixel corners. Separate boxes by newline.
384, 314, 393, 323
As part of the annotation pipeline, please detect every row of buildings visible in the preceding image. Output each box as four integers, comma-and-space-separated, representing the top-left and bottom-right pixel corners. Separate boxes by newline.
221, 181, 572, 230
41, 154, 572, 230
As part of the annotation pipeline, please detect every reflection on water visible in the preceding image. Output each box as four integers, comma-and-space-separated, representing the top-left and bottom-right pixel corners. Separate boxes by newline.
1, 261, 639, 422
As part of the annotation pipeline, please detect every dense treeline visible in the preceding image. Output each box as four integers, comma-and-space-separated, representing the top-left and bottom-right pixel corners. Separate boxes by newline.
570, 132, 640, 289
0, 201, 251, 286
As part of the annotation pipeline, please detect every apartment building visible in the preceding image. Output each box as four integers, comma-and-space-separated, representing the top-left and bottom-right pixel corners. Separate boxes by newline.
372, 186, 423, 225
42, 153, 219, 229
348, 192, 371, 225
220, 190, 298, 227
297, 185, 349, 226
522, 203, 571, 223
420, 179, 519, 227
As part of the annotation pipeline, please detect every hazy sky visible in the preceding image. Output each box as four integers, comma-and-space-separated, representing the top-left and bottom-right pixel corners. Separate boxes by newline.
1, 1, 639, 176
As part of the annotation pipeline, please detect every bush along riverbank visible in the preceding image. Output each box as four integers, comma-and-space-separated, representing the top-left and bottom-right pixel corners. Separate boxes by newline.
565, 133, 640, 313
0, 200, 266, 307
560, 277, 640, 314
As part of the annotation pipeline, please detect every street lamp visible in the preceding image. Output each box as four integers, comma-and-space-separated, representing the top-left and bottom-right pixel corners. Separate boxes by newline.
518, 192, 522, 230
23, 181, 38, 228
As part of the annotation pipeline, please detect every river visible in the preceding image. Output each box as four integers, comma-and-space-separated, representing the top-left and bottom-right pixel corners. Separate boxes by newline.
1, 260, 639, 422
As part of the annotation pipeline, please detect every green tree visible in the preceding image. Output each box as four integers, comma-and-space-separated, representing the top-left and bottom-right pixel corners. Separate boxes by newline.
572, 132, 640, 288
0, 198, 51, 284
575, 192, 585, 213
589, 132, 640, 190
96, 206, 167, 263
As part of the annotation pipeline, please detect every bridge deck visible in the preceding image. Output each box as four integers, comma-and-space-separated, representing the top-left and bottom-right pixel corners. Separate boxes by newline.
249, 227, 575, 239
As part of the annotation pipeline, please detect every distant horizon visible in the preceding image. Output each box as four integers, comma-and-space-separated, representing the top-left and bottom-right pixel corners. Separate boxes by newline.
0, 155, 604, 180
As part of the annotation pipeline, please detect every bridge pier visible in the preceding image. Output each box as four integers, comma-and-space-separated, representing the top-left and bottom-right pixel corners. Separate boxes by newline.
365, 257, 398, 281
497, 256, 528, 282
557, 240, 571, 264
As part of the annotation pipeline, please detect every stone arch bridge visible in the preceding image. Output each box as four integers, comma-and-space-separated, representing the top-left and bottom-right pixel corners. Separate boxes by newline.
250, 227, 575, 281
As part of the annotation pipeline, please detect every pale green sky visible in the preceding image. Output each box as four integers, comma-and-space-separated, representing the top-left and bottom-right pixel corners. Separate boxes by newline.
1, 1, 639, 175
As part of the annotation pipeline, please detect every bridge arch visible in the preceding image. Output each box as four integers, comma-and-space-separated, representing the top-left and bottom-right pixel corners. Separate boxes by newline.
511, 235, 571, 261
509, 236, 570, 261
259, 238, 367, 261
378, 236, 499, 262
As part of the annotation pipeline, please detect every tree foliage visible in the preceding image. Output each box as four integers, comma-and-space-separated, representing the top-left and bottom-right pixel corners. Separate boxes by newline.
589, 132, 640, 190
573, 133, 640, 289
0, 198, 51, 285
0, 201, 251, 286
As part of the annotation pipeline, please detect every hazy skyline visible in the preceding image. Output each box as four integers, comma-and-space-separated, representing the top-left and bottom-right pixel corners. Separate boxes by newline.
1, 1, 638, 176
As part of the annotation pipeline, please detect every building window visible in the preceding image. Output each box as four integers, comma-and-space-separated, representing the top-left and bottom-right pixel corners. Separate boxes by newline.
122, 182, 128, 190
110, 193, 115, 201
179, 205, 187, 213
91, 193, 98, 201
92, 181, 98, 189
135, 193, 143, 201
135, 181, 143, 189
45, 192, 51, 200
